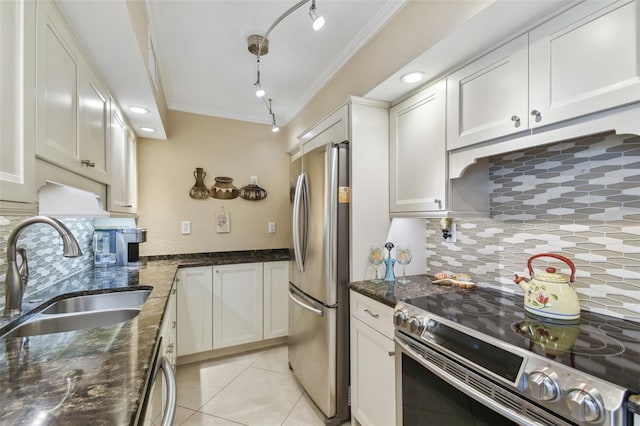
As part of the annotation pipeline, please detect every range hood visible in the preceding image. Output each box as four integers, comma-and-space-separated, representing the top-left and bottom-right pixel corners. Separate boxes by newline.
38, 182, 110, 218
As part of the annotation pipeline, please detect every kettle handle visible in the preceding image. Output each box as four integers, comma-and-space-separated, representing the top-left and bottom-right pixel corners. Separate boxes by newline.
527, 253, 575, 282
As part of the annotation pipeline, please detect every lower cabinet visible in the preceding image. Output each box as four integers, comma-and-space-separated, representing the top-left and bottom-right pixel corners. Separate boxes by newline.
350, 290, 396, 426
177, 261, 288, 357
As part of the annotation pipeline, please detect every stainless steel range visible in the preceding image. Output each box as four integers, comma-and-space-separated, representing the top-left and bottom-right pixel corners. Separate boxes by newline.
393, 287, 640, 426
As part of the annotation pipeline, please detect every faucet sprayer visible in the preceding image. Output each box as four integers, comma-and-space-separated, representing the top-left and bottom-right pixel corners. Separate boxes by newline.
3, 216, 82, 316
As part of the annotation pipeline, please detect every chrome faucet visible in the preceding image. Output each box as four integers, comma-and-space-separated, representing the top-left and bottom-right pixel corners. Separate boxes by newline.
3, 216, 82, 316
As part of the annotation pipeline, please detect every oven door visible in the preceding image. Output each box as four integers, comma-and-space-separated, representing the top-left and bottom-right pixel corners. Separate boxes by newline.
394, 331, 571, 426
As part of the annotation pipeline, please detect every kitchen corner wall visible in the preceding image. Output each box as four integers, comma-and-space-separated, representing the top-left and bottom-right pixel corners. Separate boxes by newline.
137, 110, 291, 256
0, 217, 94, 307
427, 133, 640, 323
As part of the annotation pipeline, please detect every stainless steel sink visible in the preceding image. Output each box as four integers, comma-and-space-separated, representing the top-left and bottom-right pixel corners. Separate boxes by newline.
42, 289, 151, 314
1, 308, 142, 338
0, 288, 152, 339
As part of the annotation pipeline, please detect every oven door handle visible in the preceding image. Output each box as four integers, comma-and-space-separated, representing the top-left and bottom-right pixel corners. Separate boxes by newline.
394, 335, 547, 426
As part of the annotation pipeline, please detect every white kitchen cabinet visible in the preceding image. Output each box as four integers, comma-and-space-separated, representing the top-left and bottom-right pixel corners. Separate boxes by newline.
213, 263, 264, 349
390, 80, 447, 214
390, 79, 489, 217
35, 0, 109, 183
161, 280, 178, 368
0, 0, 36, 210
177, 266, 213, 356
263, 261, 289, 339
349, 290, 396, 426
447, 0, 640, 151
529, 0, 640, 127
108, 108, 137, 214
177, 262, 286, 357
447, 34, 529, 150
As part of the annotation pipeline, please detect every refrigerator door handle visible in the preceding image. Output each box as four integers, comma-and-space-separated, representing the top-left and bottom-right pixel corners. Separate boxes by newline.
289, 288, 324, 316
293, 172, 309, 272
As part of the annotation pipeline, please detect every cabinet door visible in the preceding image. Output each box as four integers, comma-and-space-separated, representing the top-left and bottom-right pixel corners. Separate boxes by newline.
36, 0, 80, 170
177, 266, 213, 356
162, 282, 178, 367
390, 79, 446, 213
447, 34, 529, 150
213, 263, 263, 349
0, 0, 36, 205
263, 261, 289, 339
529, 0, 640, 127
350, 317, 396, 426
77, 69, 109, 182
125, 130, 138, 210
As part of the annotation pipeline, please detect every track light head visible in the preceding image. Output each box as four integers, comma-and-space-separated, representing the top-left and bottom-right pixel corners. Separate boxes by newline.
255, 84, 265, 98
309, 3, 325, 31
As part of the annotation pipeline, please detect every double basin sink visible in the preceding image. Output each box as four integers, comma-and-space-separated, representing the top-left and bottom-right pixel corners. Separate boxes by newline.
1, 287, 152, 339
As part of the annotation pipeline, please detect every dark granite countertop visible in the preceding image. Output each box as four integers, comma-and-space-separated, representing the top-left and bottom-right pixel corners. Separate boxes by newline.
0, 249, 288, 425
348, 274, 463, 307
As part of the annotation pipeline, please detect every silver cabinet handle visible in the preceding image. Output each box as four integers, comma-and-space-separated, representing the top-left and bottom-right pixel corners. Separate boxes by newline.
158, 356, 176, 426
364, 308, 379, 318
80, 160, 95, 167
511, 115, 520, 122
388, 351, 395, 357
531, 110, 541, 117
434, 199, 442, 209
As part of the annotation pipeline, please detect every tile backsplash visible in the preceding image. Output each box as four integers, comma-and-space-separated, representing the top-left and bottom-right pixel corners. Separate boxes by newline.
427, 133, 640, 323
0, 216, 94, 307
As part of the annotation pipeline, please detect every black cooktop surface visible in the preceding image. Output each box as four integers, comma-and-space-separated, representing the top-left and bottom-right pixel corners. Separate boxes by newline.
402, 287, 640, 393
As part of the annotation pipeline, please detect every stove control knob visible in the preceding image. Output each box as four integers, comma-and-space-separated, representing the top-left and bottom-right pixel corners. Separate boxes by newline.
408, 316, 426, 334
394, 309, 409, 327
566, 385, 604, 423
528, 370, 560, 401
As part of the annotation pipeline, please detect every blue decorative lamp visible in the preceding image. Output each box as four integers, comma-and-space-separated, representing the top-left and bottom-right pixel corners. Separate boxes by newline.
383, 242, 396, 282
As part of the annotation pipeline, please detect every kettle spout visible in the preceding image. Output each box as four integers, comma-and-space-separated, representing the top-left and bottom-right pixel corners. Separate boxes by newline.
513, 274, 529, 291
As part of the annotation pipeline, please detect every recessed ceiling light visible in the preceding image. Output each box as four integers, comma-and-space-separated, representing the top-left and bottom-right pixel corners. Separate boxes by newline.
129, 106, 150, 114
140, 127, 155, 133
400, 72, 425, 84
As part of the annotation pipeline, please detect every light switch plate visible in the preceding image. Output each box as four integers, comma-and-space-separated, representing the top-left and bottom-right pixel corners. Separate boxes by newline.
268, 221, 276, 233
250, 176, 258, 185
181, 221, 191, 235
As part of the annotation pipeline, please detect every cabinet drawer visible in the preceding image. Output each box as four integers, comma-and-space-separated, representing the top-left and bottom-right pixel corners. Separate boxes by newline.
350, 290, 394, 339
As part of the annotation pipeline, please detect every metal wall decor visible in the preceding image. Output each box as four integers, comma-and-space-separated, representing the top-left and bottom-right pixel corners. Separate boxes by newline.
189, 169, 268, 201
239, 183, 268, 201
209, 176, 239, 199
189, 167, 210, 199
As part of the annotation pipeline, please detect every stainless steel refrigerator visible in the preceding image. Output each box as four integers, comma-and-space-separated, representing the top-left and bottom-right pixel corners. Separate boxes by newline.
289, 141, 350, 425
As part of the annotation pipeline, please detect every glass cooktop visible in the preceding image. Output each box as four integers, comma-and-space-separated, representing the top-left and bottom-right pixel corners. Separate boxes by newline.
402, 287, 640, 393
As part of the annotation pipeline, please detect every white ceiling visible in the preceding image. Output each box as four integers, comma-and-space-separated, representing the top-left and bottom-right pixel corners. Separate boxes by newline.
55, 0, 572, 141
56, 0, 407, 140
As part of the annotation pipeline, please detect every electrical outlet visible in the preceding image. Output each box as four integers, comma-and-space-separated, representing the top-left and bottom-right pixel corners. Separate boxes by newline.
251, 176, 258, 185
445, 223, 457, 243
268, 221, 276, 233
181, 221, 191, 235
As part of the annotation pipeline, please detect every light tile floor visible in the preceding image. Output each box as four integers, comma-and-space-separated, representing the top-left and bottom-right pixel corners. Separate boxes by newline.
174, 344, 344, 426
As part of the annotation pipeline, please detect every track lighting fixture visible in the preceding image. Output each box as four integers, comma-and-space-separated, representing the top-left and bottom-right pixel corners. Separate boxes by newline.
247, 0, 326, 132
309, 0, 325, 31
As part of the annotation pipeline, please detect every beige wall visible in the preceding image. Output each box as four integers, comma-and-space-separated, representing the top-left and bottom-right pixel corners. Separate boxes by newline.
137, 110, 290, 256
284, 0, 491, 146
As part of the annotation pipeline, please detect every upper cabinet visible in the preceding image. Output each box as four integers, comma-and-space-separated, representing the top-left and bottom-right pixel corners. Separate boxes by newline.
447, 34, 528, 150
390, 80, 447, 213
447, 0, 640, 152
390, 80, 489, 218
36, 0, 109, 184
528, 0, 640, 126
108, 108, 137, 214
0, 0, 36, 210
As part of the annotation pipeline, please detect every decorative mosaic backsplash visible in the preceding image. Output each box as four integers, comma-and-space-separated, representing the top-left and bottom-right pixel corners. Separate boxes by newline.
427, 133, 640, 323
0, 216, 94, 307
